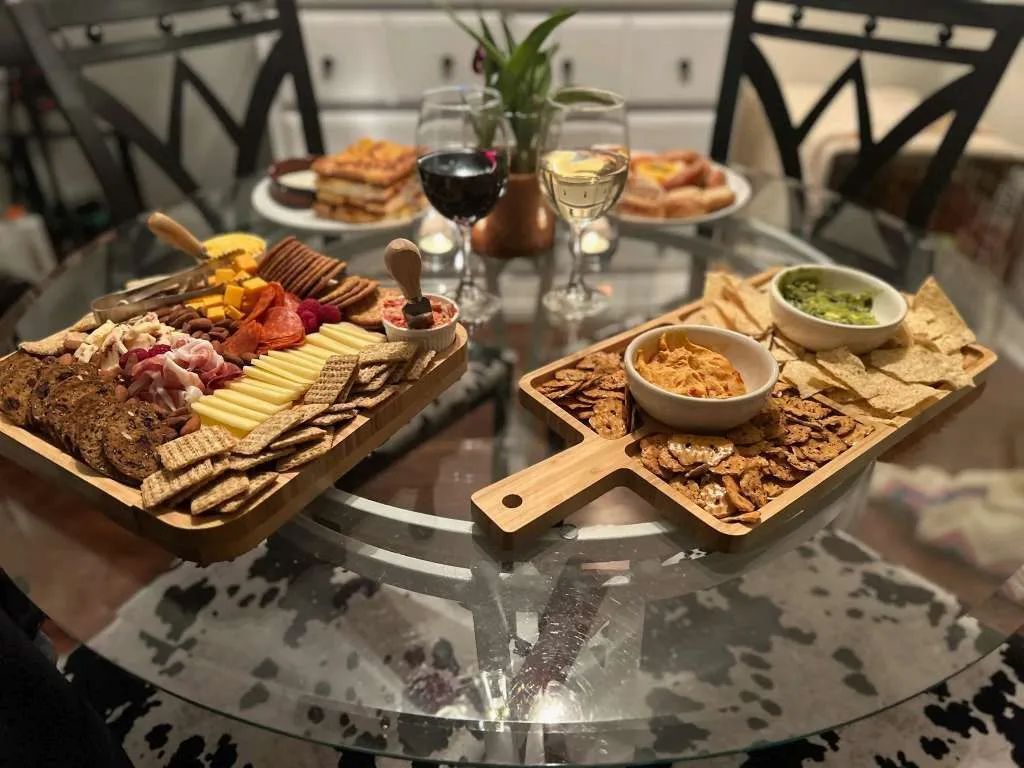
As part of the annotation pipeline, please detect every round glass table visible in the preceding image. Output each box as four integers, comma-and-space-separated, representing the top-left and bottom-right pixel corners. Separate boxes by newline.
2, 172, 1023, 766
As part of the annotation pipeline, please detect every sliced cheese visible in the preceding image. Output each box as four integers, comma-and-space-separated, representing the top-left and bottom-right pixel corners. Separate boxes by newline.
198, 415, 250, 438
319, 325, 377, 349
228, 378, 296, 404
244, 365, 309, 391
210, 389, 287, 415
192, 400, 262, 433
305, 333, 359, 355
267, 350, 324, 376
323, 322, 385, 343
195, 395, 272, 423
255, 356, 318, 381
296, 343, 335, 360
289, 347, 334, 364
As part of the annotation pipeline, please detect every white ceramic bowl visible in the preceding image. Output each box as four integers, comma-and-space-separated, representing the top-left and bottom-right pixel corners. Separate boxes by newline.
381, 293, 460, 352
769, 265, 907, 354
624, 325, 779, 432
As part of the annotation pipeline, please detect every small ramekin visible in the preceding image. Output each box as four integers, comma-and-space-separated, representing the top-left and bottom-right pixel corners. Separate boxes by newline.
381, 294, 460, 352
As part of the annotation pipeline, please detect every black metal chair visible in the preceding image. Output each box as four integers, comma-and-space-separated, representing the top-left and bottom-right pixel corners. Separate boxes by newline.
711, 0, 1024, 231
8, 0, 323, 229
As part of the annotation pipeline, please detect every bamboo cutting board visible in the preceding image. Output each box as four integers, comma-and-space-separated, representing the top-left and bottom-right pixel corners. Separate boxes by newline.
0, 326, 468, 563
472, 274, 996, 549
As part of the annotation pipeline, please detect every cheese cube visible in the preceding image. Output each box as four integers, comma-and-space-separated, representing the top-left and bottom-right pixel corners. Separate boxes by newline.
201, 293, 223, 307
224, 284, 245, 308
185, 300, 205, 310
214, 267, 236, 284
224, 306, 243, 320
234, 253, 259, 273
206, 305, 226, 322
242, 276, 268, 294
234, 270, 252, 282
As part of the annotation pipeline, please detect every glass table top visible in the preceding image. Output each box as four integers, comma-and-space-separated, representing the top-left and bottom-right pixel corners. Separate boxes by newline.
2, 171, 1023, 765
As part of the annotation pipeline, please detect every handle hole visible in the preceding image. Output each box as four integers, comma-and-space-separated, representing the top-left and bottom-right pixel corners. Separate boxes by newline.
502, 494, 522, 508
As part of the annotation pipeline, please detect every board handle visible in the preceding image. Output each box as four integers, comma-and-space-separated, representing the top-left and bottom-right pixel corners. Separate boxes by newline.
471, 438, 630, 544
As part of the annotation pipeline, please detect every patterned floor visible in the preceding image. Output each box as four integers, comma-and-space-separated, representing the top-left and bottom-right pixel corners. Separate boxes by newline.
63, 633, 1024, 768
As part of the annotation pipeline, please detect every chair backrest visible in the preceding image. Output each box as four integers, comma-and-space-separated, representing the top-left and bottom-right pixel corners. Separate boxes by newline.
711, 0, 1024, 229
9, 0, 323, 227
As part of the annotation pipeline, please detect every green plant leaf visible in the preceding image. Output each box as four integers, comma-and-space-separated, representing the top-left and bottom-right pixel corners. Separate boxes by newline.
500, 12, 516, 52
478, 12, 498, 48
504, 9, 575, 86
443, 5, 507, 68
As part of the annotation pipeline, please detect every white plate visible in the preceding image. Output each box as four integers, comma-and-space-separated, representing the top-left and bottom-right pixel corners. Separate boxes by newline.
249, 177, 425, 234
612, 163, 752, 227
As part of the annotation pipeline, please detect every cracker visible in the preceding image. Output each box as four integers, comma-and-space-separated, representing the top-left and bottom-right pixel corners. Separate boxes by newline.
910, 276, 975, 353
342, 385, 399, 410
158, 426, 236, 470
667, 434, 734, 466
867, 381, 939, 415
337, 279, 379, 310
302, 354, 358, 404
355, 366, 392, 393
190, 473, 250, 515
218, 472, 278, 514
781, 359, 844, 400
347, 287, 391, 327
310, 412, 355, 427
310, 260, 348, 300
229, 448, 293, 471
233, 404, 328, 455
321, 275, 364, 305
19, 330, 68, 356
141, 458, 217, 508
327, 402, 359, 414
277, 429, 334, 472
355, 363, 388, 386
359, 342, 418, 366
269, 426, 326, 450
867, 346, 972, 389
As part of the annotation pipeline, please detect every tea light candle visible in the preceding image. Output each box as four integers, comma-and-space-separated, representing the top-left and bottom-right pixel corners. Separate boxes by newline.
580, 230, 609, 255
579, 217, 616, 256
419, 231, 454, 255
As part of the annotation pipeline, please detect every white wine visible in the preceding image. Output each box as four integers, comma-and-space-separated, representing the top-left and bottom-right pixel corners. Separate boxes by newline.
538, 149, 629, 224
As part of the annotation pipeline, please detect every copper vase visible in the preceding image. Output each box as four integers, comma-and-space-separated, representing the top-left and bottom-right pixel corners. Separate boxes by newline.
472, 172, 555, 259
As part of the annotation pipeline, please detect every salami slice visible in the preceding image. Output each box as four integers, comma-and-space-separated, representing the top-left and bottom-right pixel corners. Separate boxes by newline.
259, 306, 305, 351
222, 320, 262, 357
246, 282, 285, 323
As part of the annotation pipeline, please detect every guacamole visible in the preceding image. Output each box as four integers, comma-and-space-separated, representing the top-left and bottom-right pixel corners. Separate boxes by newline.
780, 272, 877, 325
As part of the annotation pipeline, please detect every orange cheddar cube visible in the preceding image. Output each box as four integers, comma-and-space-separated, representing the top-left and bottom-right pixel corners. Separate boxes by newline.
206, 304, 226, 322
234, 270, 252, 282
224, 284, 245, 308
214, 267, 236, 284
234, 253, 259, 273
242, 276, 268, 294
224, 305, 244, 320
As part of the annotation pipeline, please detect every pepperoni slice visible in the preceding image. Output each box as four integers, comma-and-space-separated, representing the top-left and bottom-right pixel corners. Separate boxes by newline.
258, 306, 305, 352
246, 282, 285, 323
222, 320, 262, 357
283, 292, 301, 312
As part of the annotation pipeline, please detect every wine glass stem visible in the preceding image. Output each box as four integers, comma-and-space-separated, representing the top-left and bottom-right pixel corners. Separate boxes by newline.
567, 221, 587, 292
458, 222, 474, 291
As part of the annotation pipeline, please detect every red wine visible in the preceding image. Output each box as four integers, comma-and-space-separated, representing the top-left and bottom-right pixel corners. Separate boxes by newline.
417, 149, 507, 224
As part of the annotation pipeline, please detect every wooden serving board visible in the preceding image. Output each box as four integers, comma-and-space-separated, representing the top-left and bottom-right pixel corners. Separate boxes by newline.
472, 273, 997, 549
0, 326, 468, 563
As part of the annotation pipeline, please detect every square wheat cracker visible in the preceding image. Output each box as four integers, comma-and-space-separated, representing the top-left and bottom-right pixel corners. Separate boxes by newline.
191, 474, 250, 515
218, 472, 278, 514
141, 458, 216, 509
302, 354, 358, 404
158, 426, 236, 471
270, 426, 326, 450
277, 429, 334, 472
233, 404, 328, 455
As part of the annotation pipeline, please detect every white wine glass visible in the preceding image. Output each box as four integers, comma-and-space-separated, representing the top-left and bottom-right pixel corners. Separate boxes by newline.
416, 86, 512, 324
537, 87, 629, 320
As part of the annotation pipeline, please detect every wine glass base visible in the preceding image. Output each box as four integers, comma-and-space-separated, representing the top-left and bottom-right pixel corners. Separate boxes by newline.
445, 281, 500, 324
542, 285, 608, 321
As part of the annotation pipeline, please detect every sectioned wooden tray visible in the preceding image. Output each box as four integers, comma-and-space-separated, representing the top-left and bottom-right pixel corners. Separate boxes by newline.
0, 326, 467, 563
472, 271, 996, 549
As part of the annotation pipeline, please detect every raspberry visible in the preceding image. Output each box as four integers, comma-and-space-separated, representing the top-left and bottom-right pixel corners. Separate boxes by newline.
298, 310, 319, 333
317, 304, 341, 324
